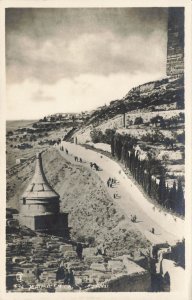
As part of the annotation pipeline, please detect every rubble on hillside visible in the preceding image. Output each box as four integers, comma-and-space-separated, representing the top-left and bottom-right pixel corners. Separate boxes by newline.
6, 226, 150, 292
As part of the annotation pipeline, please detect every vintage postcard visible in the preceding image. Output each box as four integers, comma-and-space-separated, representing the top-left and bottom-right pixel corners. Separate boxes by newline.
0, 0, 191, 299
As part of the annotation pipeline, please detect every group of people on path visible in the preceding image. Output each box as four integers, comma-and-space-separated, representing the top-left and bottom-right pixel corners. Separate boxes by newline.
60, 144, 103, 171
60, 145, 84, 163
74, 156, 82, 163
107, 177, 116, 188
130, 214, 156, 234
90, 162, 100, 171
107, 177, 120, 199
131, 214, 137, 223
59, 145, 68, 155
113, 193, 119, 199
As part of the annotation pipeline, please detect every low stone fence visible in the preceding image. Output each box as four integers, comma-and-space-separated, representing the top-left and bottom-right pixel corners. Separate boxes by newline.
86, 271, 151, 292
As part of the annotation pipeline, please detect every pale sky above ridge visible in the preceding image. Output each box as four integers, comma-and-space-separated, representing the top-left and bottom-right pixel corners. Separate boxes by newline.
6, 8, 168, 120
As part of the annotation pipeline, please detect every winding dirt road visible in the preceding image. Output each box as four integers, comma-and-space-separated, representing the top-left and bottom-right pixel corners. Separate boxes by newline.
56, 141, 184, 246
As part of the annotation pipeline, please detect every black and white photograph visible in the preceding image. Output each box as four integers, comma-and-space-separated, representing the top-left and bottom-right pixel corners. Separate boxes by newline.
1, 0, 192, 297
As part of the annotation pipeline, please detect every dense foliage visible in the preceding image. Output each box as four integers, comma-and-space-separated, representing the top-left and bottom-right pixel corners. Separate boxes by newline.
110, 133, 185, 216
90, 129, 116, 145
90, 128, 184, 215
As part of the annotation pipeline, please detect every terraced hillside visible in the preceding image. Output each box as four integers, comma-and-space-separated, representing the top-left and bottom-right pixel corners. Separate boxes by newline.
83, 76, 184, 128
73, 76, 185, 216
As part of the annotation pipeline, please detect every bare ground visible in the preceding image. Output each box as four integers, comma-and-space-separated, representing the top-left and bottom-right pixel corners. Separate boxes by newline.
6, 148, 150, 257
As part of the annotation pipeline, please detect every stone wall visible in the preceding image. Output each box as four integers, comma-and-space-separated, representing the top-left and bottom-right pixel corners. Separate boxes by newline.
86, 271, 151, 292
166, 8, 184, 77
107, 272, 151, 292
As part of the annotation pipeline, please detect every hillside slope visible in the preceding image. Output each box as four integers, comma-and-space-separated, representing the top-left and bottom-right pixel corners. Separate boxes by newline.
72, 76, 185, 217
6, 148, 149, 257
85, 76, 184, 127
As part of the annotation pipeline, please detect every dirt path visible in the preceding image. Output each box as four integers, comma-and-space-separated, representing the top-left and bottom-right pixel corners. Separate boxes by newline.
55, 142, 184, 245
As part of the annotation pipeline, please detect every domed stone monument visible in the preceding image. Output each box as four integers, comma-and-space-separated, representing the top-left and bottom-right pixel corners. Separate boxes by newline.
19, 152, 70, 238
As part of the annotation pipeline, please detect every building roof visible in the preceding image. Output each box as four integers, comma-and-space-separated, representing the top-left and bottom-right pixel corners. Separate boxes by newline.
22, 153, 59, 200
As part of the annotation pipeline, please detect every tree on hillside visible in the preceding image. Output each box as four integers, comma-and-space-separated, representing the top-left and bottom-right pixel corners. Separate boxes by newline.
119, 102, 126, 114
32, 123, 38, 128
169, 181, 177, 210
124, 134, 137, 151
176, 179, 185, 215
176, 131, 185, 144
50, 116, 56, 122
176, 89, 184, 109
179, 112, 185, 122
164, 137, 176, 150
113, 134, 123, 160
150, 115, 165, 127
104, 129, 116, 144
128, 120, 133, 126
158, 176, 167, 205
111, 134, 115, 156
121, 140, 128, 163
134, 117, 143, 125
151, 178, 159, 201
72, 115, 75, 125
169, 116, 180, 127
141, 149, 167, 198
7, 131, 13, 136
164, 137, 171, 149
110, 131, 183, 216
142, 130, 164, 144
90, 129, 103, 143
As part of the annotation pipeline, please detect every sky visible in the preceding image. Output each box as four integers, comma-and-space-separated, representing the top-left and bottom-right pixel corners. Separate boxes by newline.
6, 8, 168, 120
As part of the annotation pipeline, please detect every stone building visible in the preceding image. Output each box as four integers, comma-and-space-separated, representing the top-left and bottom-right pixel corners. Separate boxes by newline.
19, 152, 70, 238
166, 7, 184, 78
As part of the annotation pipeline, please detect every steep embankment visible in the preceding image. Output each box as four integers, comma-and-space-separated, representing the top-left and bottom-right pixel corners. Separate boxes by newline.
6, 148, 150, 256
85, 76, 184, 127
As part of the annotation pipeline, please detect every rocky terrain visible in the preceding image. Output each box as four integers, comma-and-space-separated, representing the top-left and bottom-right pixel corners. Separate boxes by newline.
5, 75, 185, 292
83, 76, 184, 128
7, 148, 150, 257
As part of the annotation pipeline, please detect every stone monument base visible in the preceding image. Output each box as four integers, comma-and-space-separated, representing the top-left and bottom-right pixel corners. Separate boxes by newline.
19, 212, 70, 239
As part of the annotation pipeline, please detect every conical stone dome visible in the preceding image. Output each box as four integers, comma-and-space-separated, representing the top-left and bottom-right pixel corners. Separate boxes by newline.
19, 152, 69, 236
22, 152, 59, 200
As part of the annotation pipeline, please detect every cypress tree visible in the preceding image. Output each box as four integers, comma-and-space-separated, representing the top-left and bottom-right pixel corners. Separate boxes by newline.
126, 151, 130, 169
121, 141, 127, 164
136, 158, 141, 182
158, 176, 166, 205
111, 135, 115, 156
116, 135, 122, 160
130, 151, 134, 173
165, 183, 170, 208
155, 180, 159, 202
147, 173, 152, 196
169, 181, 177, 210
177, 179, 185, 215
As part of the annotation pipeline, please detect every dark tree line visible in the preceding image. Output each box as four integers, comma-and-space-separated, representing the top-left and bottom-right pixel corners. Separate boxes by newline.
90, 128, 116, 145
111, 134, 185, 216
